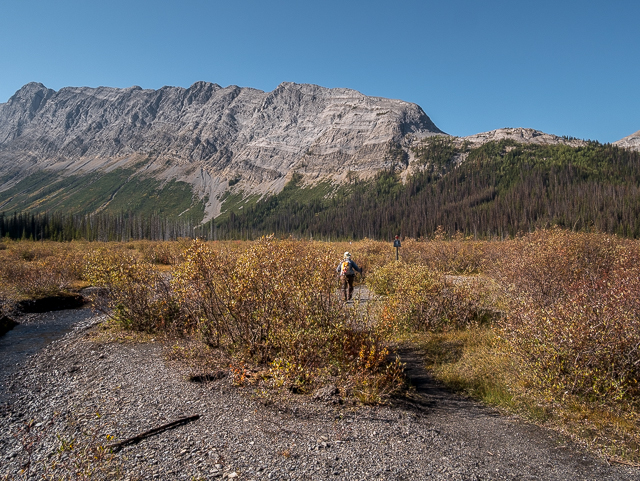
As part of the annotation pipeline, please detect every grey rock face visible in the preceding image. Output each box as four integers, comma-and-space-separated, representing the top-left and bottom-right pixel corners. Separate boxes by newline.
458, 127, 587, 147
613, 130, 640, 151
0, 81, 443, 219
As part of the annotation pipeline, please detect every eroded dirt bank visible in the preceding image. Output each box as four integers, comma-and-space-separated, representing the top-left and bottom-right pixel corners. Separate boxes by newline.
1, 319, 637, 480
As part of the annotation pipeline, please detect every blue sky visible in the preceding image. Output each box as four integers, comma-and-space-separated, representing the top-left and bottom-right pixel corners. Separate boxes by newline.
1, 0, 638, 143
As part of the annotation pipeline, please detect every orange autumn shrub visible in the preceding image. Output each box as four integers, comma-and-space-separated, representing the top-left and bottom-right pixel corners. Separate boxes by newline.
491, 229, 640, 402
367, 262, 495, 332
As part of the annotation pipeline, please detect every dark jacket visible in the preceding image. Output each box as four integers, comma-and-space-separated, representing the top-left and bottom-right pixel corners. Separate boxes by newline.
336, 258, 362, 276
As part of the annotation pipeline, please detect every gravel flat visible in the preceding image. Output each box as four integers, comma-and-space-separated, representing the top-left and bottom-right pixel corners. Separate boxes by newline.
1, 315, 637, 480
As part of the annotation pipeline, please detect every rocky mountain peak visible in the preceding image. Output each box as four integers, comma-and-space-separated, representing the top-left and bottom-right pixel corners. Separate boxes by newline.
613, 130, 640, 151
0, 81, 443, 220
6, 82, 54, 112
458, 127, 587, 147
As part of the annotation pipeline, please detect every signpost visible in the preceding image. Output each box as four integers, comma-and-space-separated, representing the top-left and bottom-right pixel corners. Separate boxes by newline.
393, 235, 401, 260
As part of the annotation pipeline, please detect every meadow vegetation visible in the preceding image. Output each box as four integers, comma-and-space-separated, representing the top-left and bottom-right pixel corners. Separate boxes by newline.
0, 229, 638, 460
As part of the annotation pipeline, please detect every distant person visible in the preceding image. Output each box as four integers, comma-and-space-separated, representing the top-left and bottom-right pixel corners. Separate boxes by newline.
336, 251, 362, 301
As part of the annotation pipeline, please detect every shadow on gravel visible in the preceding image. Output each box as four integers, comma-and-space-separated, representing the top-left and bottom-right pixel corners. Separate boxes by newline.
188, 371, 227, 383
0, 315, 19, 336
18, 294, 86, 313
394, 347, 501, 418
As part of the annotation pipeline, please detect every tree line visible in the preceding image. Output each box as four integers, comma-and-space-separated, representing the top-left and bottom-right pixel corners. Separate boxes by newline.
2, 140, 640, 241
0, 211, 201, 241
213, 140, 640, 240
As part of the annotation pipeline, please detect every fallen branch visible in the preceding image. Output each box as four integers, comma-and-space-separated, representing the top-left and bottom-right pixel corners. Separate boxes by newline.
106, 415, 200, 453
608, 458, 640, 468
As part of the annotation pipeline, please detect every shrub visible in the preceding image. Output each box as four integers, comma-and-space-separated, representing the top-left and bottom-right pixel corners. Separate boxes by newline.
111, 237, 405, 401
369, 262, 494, 332
346, 237, 392, 277
137, 240, 183, 265
84, 249, 179, 332
493, 229, 640, 403
170, 240, 236, 346
0, 241, 86, 300
486, 228, 620, 306
400, 230, 487, 275
173, 237, 341, 359
504, 277, 640, 402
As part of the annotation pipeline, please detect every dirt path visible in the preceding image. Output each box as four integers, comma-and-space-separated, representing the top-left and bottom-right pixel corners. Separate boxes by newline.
396, 348, 633, 479
1, 316, 637, 480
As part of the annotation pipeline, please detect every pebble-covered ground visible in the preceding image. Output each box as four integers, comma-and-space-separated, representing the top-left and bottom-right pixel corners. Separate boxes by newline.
1, 314, 638, 480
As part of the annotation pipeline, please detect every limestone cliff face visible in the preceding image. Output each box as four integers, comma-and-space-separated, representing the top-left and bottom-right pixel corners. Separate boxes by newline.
613, 130, 640, 152
457, 127, 587, 147
0, 81, 443, 219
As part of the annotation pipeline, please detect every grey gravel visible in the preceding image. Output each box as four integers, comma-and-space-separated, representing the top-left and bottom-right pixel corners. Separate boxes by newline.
1, 314, 637, 480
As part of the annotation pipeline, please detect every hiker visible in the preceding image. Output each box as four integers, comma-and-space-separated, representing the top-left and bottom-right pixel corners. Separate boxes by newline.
336, 251, 362, 301
393, 235, 401, 260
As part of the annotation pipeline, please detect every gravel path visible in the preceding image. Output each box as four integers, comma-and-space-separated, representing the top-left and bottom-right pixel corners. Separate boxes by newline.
1, 315, 637, 480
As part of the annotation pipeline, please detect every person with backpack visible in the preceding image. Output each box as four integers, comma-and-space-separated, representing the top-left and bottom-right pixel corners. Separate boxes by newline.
336, 252, 362, 301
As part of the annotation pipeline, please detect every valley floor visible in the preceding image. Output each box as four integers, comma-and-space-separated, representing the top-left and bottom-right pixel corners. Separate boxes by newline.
1, 314, 637, 480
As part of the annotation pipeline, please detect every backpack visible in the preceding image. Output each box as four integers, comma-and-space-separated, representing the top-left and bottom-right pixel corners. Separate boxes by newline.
341, 260, 353, 276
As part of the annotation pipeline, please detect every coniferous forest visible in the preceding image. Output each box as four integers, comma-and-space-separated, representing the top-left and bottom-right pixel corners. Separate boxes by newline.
2, 139, 640, 241
215, 139, 640, 240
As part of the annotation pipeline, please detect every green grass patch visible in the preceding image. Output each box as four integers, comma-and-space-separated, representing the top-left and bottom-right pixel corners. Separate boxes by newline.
215, 191, 261, 223
412, 328, 520, 411
0, 170, 205, 221
102, 177, 204, 221
214, 175, 336, 236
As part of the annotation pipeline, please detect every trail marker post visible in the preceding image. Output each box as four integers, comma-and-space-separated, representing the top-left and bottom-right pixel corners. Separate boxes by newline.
393, 235, 401, 260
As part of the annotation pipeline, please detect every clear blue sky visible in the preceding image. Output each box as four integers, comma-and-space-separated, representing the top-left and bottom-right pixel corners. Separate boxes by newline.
1, 0, 638, 143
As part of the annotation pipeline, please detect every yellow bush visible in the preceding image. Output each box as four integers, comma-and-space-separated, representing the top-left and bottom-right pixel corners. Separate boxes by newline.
163, 238, 404, 400
85, 249, 179, 332
369, 262, 494, 332
0, 241, 86, 300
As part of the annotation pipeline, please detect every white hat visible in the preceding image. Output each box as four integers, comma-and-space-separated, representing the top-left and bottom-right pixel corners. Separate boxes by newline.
344, 251, 351, 258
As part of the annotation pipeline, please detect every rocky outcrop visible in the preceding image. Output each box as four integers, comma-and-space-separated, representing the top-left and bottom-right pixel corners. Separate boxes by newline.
613, 130, 640, 152
0, 82, 443, 219
457, 127, 587, 147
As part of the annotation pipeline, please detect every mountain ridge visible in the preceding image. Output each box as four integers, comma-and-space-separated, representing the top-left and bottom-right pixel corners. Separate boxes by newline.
614, 130, 640, 152
1, 81, 637, 224
0, 81, 442, 220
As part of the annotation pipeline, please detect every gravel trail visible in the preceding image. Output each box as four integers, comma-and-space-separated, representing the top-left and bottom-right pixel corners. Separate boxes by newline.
1, 315, 637, 480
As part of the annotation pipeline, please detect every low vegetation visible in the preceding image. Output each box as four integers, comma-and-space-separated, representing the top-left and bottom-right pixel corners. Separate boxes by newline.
1, 228, 638, 461
0, 169, 205, 222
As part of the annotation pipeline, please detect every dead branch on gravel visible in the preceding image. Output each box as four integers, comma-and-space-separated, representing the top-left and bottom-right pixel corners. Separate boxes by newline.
106, 415, 200, 453
608, 458, 640, 468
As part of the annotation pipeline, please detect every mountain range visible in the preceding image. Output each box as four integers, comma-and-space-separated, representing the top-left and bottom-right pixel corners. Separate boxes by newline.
0, 81, 638, 230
